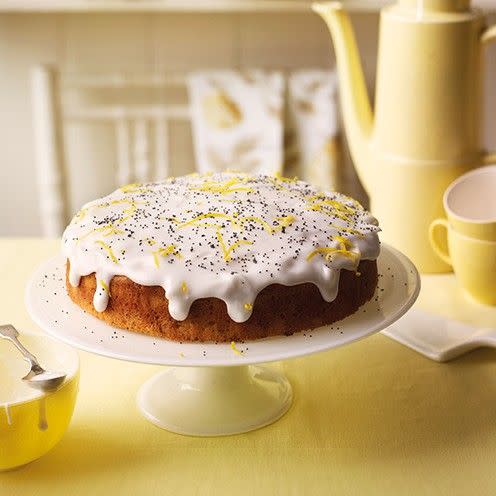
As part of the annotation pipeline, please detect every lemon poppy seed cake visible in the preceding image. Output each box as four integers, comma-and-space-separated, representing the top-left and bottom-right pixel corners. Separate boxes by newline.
62, 172, 380, 342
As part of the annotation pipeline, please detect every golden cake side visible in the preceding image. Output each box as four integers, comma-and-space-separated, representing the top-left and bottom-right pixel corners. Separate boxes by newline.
66, 260, 378, 342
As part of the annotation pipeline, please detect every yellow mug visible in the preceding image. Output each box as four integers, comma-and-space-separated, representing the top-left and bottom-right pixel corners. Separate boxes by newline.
443, 165, 496, 242
429, 219, 496, 305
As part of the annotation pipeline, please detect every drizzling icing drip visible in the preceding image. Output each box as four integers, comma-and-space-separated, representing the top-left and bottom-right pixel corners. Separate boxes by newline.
62, 172, 380, 323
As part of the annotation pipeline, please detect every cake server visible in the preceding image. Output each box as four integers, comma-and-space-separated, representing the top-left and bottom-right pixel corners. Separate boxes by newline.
0, 324, 66, 391
382, 308, 496, 362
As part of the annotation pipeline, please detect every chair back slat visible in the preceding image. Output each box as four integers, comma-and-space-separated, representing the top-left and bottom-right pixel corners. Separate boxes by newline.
133, 119, 150, 184
32, 66, 191, 237
115, 114, 132, 186
154, 118, 169, 181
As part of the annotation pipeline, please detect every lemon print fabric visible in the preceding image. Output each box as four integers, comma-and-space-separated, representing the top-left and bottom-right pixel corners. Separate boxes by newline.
187, 70, 284, 175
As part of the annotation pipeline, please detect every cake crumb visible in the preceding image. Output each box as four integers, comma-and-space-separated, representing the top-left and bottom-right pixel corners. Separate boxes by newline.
230, 341, 243, 356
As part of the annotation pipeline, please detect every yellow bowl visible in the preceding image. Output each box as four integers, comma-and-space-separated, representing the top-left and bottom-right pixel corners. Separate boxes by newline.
0, 333, 79, 471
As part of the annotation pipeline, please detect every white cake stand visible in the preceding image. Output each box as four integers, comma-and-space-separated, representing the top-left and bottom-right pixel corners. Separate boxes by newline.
26, 244, 419, 436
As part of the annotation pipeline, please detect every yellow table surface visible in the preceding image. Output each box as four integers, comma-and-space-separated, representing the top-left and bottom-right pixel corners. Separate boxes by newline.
2, 238, 496, 496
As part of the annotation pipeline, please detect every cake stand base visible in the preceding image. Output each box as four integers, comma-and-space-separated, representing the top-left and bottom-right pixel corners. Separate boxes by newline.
136, 365, 292, 436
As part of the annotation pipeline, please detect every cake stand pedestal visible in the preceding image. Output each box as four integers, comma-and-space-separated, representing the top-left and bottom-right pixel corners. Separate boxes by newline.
138, 365, 291, 435
26, 244, 419, 436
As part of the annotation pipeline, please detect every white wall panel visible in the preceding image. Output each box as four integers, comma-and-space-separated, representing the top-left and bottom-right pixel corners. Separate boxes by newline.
0, 14, 59, 236
153, 14, 239, 70
63, 14, 152, 72
1, 11, 494, 236
239, 13, 332, 68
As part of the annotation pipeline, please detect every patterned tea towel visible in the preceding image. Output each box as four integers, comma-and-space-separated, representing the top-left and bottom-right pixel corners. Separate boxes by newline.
187, 70, 284, 175
286, 70, 340, 190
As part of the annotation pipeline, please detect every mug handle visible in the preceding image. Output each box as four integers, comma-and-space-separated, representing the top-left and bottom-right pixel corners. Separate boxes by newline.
429, 219, 452, 266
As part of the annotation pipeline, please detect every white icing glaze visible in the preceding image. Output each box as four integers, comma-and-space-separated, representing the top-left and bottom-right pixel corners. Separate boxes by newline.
62, 172, 380, 323
38, 397, 48, 431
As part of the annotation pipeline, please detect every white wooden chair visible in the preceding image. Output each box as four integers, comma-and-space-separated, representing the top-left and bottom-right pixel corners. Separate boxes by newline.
31, 65, 191, 237
31, 64, 350, 238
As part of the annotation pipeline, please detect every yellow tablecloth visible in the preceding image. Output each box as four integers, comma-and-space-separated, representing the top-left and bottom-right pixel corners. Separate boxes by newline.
2, 239, 496, 495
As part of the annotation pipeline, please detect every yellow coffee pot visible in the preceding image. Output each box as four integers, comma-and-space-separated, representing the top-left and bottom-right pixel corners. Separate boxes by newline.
313, 0, 496, 273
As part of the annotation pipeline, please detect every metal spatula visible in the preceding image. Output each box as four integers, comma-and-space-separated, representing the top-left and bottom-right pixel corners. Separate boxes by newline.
382, 308, 496, 362
0, 324, 66, 391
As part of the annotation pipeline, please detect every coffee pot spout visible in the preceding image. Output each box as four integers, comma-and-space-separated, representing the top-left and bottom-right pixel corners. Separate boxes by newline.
312, 2, 373, 192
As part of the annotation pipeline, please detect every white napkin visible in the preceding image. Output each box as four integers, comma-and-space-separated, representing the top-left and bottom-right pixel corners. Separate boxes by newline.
187, 70, 284, 175
286, 70, 340, 190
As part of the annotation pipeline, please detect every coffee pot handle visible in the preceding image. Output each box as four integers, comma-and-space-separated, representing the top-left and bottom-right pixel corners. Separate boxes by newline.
482, 25, 496, 165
